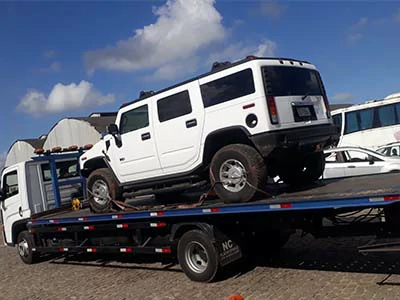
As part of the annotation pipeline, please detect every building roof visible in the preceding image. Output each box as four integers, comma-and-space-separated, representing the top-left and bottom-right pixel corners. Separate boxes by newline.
71, 116, 116, 133
19, 138, 45, 149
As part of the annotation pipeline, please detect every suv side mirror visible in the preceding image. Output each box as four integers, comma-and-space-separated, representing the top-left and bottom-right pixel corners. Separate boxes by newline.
107, 124, 119, 135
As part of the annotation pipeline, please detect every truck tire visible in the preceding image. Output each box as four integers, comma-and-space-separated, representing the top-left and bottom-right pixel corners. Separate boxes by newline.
210, 144, 267, 203
177, 230, 220, 282
17, 231, 39, 264
87, 168, 122, 213
279, 152, 325, 185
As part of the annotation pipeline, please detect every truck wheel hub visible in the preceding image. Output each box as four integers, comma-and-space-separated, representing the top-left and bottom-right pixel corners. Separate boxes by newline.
92, 180, 110, 206
18, 239, 29, 257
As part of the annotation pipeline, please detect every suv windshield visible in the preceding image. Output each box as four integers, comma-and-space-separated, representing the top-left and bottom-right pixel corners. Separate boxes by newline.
262, 66, 323, 97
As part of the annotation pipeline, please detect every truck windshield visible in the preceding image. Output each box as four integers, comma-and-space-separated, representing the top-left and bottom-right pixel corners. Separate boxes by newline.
262, 66, 323, 97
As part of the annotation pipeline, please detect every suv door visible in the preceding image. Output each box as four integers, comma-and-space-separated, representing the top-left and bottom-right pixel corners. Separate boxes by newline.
153, 82, 204, 173
1, 168, 23, 244
108, 103, 162, 183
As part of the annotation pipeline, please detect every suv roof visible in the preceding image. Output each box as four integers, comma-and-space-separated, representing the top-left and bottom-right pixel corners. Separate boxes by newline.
120, 56, 313, 109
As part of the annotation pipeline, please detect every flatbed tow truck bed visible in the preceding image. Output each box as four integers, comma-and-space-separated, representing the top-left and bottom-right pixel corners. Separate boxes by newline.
20, 173, 400, 282
32, 173, 400, 224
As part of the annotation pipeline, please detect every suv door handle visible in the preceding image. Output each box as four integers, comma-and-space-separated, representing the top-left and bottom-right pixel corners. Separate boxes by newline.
141, 132, 151, 141
19, 207, 23, 217
186, 119, 197, 128
347, 165, 356, 168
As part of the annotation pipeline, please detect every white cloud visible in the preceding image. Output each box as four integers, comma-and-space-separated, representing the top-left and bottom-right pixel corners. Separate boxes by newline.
17, 81, 115, 116
394, 9, 400, 23
260, 1, 286, 18
84, 0, 227, 75
350, 17, 368, 31
49, 61, 61, 72
43, 49, 57, 58
208, 40, 277, 64
331, 92, 354, 102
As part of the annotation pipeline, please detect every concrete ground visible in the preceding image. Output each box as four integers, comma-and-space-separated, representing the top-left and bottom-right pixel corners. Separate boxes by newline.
2, 231, 400, 300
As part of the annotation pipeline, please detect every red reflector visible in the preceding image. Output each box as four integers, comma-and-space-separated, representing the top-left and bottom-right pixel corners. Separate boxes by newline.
87, 248, 97, 253
59, 248, 68, 252
89, 225, 94, 230
122, 224, 129, 228
211, 208, 220, 213
126, 248, 133, 253
384, 196, 400, 201
281, 203, 292, 209
158, 222, 167, 227
162, 248, 171, 254
267, 96, 279, 124
57, 227, 66, 232
242, 103, 255, 110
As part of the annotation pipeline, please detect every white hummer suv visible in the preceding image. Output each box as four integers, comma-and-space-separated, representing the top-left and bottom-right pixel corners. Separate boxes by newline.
80, 56, 339, 212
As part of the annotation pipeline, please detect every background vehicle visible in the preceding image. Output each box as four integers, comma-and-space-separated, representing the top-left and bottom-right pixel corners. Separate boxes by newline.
80, 56, 338, 212
323, 146, 400, 179
376, 142, 400, 157
332, 92, 400, 149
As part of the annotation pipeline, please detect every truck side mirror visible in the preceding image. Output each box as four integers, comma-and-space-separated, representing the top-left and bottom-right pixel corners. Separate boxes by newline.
107, 124, 119, 135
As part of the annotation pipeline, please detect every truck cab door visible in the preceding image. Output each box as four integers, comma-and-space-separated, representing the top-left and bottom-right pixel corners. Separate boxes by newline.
1, 167, 23, 244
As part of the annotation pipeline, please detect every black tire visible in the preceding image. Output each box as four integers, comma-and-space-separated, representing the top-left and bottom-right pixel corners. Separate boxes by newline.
17, 231, 39, 264
177, 230, 220, 282
87, 168, 123, 213
210, 144, 267, 203
279, 152, 325, 185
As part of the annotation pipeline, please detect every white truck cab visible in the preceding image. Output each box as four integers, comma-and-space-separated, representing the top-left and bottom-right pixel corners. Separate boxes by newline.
80, 56, 339, 212
0, 153, 83, 246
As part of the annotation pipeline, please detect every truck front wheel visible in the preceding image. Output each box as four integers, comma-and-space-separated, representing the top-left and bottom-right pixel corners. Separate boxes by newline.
17, 231, 39, 264
177, 230, 220, 282
87, 168, 122, 213
210, 144, 267, 203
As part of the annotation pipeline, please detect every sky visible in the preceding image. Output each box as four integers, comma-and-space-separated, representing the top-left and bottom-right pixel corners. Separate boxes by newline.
1, 0, 400, 167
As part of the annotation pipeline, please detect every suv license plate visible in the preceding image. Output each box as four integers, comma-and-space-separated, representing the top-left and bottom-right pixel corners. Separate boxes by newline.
296, 106, 311, 117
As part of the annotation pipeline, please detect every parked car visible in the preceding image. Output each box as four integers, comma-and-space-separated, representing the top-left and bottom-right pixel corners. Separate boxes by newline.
323, 147, 400, 179
376, 142, 400, 157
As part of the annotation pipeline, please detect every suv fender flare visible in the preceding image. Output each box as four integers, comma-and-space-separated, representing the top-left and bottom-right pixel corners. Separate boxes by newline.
81, 156, 121, 184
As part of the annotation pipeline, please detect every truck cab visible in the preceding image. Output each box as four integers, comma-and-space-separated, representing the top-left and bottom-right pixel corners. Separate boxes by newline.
0, 150, 85, 246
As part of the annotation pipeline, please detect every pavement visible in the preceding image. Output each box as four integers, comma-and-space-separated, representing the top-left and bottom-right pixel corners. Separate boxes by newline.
2, 231, 400, 300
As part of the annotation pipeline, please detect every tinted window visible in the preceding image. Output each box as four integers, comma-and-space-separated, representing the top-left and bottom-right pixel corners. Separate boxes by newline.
157, 91, 192, 122
3, 171, 18, 199
359, 108, 374, 130
396, 103, 400, 121
120, 105, 149, 134
200, 69, 255, 107
378, 104, 396, 126
332, 114, 342, 132
262, 66, 323, 97
41, 160, 79, 182
344, 111, 359, 134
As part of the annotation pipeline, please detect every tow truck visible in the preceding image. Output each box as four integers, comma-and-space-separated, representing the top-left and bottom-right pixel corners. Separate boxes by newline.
1, 147, 400, 282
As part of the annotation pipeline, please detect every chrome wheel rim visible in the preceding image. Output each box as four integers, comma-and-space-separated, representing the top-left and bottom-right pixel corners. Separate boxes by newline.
185, 241, 209, 274
18, 239, 29, 257
91, 179, 110, 206
219, 159, 247, 192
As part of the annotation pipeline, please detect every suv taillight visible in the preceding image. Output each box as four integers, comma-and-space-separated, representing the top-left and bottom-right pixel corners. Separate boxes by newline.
323, 95, 331, 118
267, 96, 279, 124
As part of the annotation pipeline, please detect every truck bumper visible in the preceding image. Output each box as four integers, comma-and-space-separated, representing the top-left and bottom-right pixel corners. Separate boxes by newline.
250, 124, 339, 157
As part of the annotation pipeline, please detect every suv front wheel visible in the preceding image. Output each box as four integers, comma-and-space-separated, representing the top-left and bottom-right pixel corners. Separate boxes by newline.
87, 168, 123, 213
210, 144, 267, 203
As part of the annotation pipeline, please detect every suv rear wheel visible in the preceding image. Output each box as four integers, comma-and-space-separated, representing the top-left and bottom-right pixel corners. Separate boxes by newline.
210, 144, 267, 203
87, 168, 123, 213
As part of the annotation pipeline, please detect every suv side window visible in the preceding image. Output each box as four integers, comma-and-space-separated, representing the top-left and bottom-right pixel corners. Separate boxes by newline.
200, 68, 255, 108
157, 90, 192, 122
3, 171, 19, 199
120, 104, 149, 134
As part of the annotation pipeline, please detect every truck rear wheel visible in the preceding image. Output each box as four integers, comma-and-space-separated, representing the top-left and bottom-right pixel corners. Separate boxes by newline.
210, 144, 267, 203
87, 168, 122, 213
279, 152, 325, 185
177, 230, 220, 282
17, 231, 39, 264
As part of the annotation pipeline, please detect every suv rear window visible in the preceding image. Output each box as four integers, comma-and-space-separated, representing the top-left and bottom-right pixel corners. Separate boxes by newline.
262, 66, 323, 97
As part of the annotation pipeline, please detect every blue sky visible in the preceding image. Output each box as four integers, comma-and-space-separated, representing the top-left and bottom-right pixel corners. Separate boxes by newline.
1, 0, 400, 163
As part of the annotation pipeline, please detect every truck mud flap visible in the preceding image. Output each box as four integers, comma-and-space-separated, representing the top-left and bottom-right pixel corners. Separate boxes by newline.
214, 229, 242, 266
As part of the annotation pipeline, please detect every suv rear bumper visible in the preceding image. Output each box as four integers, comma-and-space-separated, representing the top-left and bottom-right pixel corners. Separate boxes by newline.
250, 124, 339, 157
